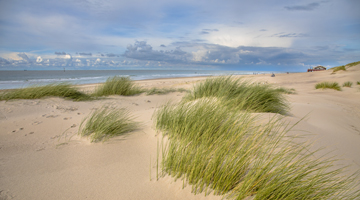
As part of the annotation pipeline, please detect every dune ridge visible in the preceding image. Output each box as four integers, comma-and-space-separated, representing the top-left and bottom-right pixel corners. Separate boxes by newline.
1, 65, 360, 199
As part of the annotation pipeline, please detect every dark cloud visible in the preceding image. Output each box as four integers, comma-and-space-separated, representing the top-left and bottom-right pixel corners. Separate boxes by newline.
124, 41, 190, 63
55, 52, 67, 55
343, 48, 359, 52
78, 52, 92, 56
160, 44, 166, 47
123, 41, 314, 66
106, 53, 118, 57
200, 31, 210, 35
0, 57, 11, 65
272, 32, 308, 38
284, 2, 319, 11
259, 29, 267, 31
203, 29, 219, 32
200, 29, 219, 35
192, 39, 207, 43
17, 53, 31, 63
313, 46, 331, 51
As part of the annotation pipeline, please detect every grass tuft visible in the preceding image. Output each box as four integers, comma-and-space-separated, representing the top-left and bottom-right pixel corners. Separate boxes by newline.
155, 99, 360, 199
78, 106, 139, 142
93, 76, 143, 96
146, 87, 189, 95
315, 82, 342, 91
357, 81, 360, 85
274, 87, 296, 94
0, 83, 91, 101
343, 81, 353, 87
183, 76, 289, 114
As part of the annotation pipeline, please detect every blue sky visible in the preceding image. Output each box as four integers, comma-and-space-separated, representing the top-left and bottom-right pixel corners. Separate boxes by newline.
0, 0, 359, 71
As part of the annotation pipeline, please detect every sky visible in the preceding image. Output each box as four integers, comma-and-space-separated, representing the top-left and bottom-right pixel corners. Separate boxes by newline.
0, 0, 359, 71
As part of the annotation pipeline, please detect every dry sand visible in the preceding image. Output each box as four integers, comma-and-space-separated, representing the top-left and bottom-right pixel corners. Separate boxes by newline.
1, 66, 360, 199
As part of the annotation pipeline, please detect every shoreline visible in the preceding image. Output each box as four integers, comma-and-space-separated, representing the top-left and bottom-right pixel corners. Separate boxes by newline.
0, 71, 296, 92
0, 69, 263, 91
0, 75, 212, 92
0, 69, 295, 91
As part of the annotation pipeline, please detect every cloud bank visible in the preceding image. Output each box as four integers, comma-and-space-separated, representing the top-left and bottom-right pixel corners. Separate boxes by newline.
0, 0, 359, 71
284, 3, 320, 11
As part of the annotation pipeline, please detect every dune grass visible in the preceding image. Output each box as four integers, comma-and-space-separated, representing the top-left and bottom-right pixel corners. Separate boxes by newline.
155, 98, 360, 199
315, 82, 342, 91
183, 76, 289, 114
357, 81, 360, 85
0, 83, 91, 101
343, 81, 353, 87
330, 61, 360, 73
0, 76, 189, 101
332, 65, 346, 73
145, 87, 189, 95
347, 61, 360, 67
78, 106, 139, 142
274, 87, 296, 94
93, 76, 143, 96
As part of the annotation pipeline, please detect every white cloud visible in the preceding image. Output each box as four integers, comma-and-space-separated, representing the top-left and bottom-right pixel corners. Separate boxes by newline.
63, 55, 72, 59
197, 24, 295, 48
95, 58, 101, 64
36, 56, 43, 63
191, 49, 209, 62
1, 52, 26, 61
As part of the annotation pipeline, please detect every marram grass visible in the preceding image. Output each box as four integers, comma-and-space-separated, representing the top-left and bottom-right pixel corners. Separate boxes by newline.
0, 83, 91, 101
145, 87, 188, 95
315, 82, 342, 91
78, 106, 139, 142
183, 76, 289, 114
343, 81, 353, 87
331, 61, 360, 72
155, 98, 360, 199
347, 61, 360, 67
93, 76, 143, 96
0, 76, 188, 101
274, 87, 296, 94
332, 65, 346, 73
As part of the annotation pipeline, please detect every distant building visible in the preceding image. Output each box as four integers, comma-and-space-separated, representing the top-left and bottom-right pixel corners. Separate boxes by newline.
308, 65, 326, 72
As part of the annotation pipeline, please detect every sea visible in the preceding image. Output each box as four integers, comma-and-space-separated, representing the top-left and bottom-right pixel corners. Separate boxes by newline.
0, 70, 268, 90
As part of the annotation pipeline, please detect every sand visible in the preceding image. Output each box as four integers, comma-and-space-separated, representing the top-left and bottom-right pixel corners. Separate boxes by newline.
1, 66, 360, 199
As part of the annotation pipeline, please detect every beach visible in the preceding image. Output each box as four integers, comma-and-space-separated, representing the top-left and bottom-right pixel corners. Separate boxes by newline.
1, 65, 360, 199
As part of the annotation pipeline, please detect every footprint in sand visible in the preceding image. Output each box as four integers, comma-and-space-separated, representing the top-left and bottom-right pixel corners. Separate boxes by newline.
0, 190, 13, 199
36, 147, 45, 151
55, 106, 78, 112
45, 115, 59, 118
25, 131, 34, 136
32, 121, 42, 125
50, 135, 60, 139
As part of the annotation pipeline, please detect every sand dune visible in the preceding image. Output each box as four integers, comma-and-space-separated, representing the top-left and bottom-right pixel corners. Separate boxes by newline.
1, 66, 359, 199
